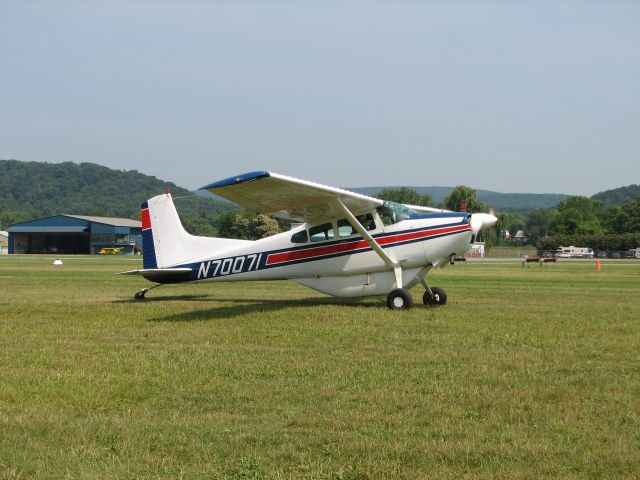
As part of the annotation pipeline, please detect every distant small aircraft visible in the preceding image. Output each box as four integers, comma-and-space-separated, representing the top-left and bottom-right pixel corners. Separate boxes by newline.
120, 172, 497, 309
99, 247, 124, 255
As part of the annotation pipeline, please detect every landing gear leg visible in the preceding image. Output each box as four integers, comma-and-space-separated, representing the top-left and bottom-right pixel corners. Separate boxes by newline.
134, 284, 160, 300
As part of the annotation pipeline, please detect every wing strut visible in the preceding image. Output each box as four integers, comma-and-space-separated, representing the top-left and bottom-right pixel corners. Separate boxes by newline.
334, 198, 405, 289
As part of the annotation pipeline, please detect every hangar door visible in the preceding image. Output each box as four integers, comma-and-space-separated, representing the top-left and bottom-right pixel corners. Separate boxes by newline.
9, 226, 90, 254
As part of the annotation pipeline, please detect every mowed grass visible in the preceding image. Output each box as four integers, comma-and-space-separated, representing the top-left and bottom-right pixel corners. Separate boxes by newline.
1, 256, 639, 479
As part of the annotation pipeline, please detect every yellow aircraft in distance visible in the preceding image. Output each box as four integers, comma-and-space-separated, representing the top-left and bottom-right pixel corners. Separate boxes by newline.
99, 247, 124, 255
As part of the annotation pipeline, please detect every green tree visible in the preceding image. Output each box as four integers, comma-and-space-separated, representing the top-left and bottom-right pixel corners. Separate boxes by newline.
231, 215, 251, 239
525, 208, 557, 244
607, 196, 640, 233
550, 196, 607, 235
484, 211, 526, 246
443, 186, 485, 213
218, 212, 282, 240
499, 211, 525, 237
248, 214, 281, 239
375, 187, 432, 206
215, 211, 241, 238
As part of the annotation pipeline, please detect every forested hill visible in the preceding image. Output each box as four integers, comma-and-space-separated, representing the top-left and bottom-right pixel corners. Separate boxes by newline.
0, 160, 235, 234
351, 186, 568, 214
592, 184, 640, 205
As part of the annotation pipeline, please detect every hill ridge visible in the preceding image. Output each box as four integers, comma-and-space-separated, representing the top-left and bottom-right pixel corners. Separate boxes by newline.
349, 186, 568, 214
3, 160, 636, 224
0, 159, 235, 235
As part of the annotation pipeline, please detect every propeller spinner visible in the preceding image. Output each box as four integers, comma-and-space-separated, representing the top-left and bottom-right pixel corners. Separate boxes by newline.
470, 212, 498, 235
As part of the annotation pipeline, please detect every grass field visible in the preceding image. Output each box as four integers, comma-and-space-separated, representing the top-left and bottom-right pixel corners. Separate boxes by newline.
1, 256, 639, 479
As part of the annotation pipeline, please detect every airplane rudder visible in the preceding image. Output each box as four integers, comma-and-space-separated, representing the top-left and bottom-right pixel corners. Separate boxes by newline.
141, 200, 158, 269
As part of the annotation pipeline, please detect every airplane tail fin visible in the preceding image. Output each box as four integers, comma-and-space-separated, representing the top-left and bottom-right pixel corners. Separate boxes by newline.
141, 199, 159, 269
141, 193, 251, 269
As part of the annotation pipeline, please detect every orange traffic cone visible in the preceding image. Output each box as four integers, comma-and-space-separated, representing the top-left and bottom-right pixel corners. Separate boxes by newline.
596, 260, 601, 271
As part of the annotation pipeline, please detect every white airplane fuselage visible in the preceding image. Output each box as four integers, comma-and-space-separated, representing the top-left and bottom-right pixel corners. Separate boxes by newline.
141, 196, 473, 297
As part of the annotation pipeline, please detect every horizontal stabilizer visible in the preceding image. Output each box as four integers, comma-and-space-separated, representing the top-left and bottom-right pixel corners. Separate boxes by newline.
118, 268, 193, 276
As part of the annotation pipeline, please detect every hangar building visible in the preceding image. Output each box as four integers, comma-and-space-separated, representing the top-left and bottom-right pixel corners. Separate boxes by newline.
7, 215, 142, 255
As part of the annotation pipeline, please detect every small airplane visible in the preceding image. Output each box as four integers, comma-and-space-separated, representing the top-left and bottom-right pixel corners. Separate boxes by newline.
120, 171, 497, 309
99, 246, 124, 255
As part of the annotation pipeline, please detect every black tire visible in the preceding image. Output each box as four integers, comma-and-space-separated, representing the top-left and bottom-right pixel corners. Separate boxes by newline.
423, 286, 447, 307
387, 288, 413, 310
134, 291, 145, 301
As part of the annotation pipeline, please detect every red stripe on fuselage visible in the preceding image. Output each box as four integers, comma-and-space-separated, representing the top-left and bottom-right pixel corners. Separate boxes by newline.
267, 239, 369, 265
266, 224, 469, 266
141, 208, 151, 230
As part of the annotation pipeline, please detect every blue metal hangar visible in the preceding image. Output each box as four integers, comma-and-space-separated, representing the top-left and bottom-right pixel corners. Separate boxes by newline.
7, 215, 142, 255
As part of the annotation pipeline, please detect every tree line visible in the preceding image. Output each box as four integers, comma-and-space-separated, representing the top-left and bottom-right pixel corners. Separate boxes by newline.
2, 160, 637, 251
373, 185, 640, 251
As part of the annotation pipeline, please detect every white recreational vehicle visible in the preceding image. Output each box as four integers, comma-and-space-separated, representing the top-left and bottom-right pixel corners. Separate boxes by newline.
555, 246, 594, 259
626, 248, 640, 259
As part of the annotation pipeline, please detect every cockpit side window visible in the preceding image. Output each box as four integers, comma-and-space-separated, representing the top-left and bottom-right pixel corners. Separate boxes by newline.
376, 201, 416, 226
357, 213, 377, 231
378, 208, 394, 226
309, 222, 335, 242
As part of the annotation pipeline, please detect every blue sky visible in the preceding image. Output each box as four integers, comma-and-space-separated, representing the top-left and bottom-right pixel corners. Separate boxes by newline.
1, 1, 638, 195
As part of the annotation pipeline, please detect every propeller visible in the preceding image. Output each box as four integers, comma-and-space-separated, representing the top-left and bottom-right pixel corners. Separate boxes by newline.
470, 211, 498, 235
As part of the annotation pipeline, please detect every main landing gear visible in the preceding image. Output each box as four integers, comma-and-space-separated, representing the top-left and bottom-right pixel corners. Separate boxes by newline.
387, 288, 413, 310
386, 281, 447, 310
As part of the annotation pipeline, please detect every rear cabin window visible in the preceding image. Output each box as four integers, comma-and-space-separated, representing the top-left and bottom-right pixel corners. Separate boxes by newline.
309, 223, 335, 242
291, 230, 308, 243
337, 219, 355, 237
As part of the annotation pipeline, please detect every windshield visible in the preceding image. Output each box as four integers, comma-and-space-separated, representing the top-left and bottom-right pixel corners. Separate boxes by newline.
377, 201, 416, 226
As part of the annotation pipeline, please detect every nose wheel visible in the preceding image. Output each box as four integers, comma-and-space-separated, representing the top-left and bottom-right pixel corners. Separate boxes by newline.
420, 275, 447, 307
423, 286, 447, 306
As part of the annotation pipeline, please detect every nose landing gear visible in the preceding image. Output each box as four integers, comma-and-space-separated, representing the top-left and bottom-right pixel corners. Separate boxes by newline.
421, 277, 447, 307
423, 286, 447, 306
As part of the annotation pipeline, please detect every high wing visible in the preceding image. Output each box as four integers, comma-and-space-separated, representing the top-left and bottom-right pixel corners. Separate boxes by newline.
200, 171, 382, 223
405, 204, 452, 214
